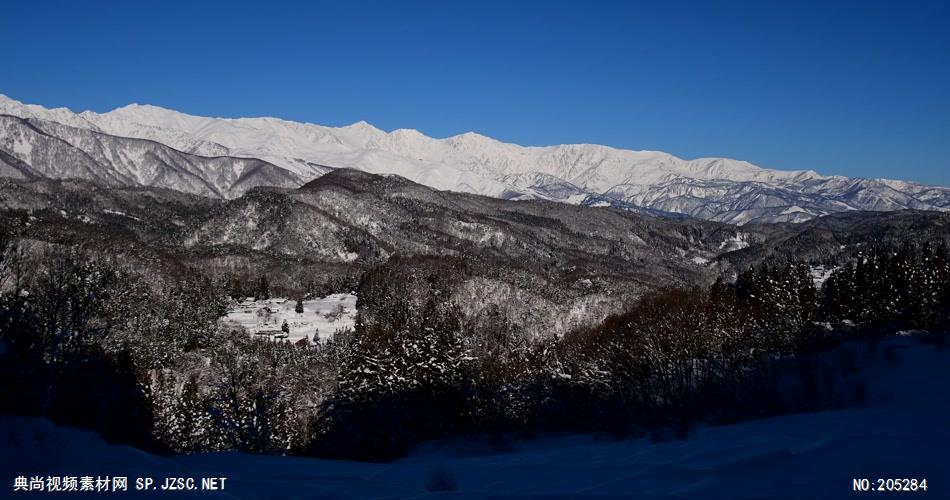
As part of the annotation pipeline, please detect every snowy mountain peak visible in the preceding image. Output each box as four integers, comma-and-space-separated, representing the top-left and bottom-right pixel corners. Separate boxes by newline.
0, 94, 19, 107
0, 94, 947, 224
344, 119, 383, 133
390, 128, 426, 138
451, 130, 493, 140
446, 130, 503, 147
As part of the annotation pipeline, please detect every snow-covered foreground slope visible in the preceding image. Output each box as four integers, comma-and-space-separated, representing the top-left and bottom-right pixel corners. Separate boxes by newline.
3, 334, 947, 498
2, 93, 948, 223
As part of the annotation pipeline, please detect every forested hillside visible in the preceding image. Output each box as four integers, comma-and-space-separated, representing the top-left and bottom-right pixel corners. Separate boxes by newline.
1, 173, 947, 460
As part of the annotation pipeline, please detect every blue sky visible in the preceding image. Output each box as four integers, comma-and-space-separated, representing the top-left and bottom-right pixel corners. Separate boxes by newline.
2, 0, 948, 185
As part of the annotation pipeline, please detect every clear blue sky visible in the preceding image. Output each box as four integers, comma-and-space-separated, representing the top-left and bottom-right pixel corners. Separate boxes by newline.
2, 0, 948, 185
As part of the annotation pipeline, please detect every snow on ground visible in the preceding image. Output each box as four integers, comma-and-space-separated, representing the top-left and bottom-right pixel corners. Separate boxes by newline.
565, 193, 588, 204
809, 265, 837, 288
221, 294, 357, 344
779, 205, 812, 216
2, 333, 947, 498
718, 232, 749, 251
102, 209, 141, 221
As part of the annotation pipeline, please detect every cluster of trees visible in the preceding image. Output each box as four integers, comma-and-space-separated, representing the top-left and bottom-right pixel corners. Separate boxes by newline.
1, 231, 947, 461
225, 273, 271, 301
149, 331, 349, 454
0, 236, 341, 454
222, 270, 359, 304
312, 300, 470, 458
824, 244, 950, 332
311, 245, 949, 460
0, 241, 155, 449
311, 263, 826, 459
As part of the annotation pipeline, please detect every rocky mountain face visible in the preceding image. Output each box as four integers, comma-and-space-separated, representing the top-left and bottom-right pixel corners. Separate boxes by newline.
1, 94, 947, 223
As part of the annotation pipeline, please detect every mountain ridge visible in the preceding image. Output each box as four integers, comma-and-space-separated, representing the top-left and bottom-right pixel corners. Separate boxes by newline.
1, 93, 947, 224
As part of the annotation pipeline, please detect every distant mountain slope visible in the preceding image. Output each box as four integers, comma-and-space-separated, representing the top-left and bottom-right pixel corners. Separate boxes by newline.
1, 94, 948, 223
0, 114, 304, 198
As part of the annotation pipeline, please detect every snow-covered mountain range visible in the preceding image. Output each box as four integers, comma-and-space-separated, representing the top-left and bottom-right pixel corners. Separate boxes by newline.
1, 94, 947, 224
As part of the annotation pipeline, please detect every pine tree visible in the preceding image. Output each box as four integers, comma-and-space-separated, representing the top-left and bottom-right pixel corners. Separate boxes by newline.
255, 275, 270, 301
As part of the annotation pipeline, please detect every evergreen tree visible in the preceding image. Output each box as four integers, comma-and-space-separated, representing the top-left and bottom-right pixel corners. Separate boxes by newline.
255, 275, 270, 301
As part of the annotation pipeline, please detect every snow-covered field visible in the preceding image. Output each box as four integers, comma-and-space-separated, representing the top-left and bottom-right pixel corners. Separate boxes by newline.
2, 333, 947, 498
221, 294, 357, 344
